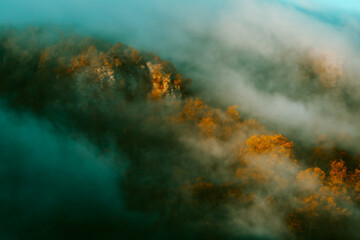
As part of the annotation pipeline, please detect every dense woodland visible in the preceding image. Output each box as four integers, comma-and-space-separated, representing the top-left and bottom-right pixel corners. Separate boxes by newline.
1, 27, 360, 239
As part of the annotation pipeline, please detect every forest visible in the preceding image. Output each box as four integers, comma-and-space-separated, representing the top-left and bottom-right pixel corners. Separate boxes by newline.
1, 26, 360, 239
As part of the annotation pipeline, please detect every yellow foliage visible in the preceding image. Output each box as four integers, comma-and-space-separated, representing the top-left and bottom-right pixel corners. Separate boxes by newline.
302, 195, 320, 216
246, 134, 294, 157
198, 116, 216, 137
296, 160, 353, 219
330, 160, 347, 185
147, 62, 171, 100
313, 167, 326, 181
174, 73, 182, 90
180, 98, 205, 122
350, 169, 360, 192
297, 167, 325, 185
227, 105, 241, 121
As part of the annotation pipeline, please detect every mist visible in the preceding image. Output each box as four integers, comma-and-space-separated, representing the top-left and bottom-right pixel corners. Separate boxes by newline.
0, 107, 136, 239
4, 0, 357, 151
1, 0, 360, 239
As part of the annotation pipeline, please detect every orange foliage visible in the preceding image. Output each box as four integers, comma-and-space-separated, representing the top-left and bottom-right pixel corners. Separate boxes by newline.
227, 105, 241, 121
174, 74, 182, 90
69, 45, 98, 72
329, 160, 347, 185
180, 98, 205, 122
246, 134, 294, 157
295, 160, 355, 220
147, 62, 172, 100
198, 116, 217, 137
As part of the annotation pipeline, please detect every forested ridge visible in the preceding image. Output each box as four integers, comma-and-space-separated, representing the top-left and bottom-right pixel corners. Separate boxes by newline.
1, 27, 360, 239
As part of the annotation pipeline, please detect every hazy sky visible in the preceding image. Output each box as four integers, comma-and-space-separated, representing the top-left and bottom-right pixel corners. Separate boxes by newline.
291, 0, 360, 11
0, 0, 358, 47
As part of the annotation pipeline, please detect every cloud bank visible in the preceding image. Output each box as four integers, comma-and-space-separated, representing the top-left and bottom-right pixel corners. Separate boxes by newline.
1, 0, 360, 239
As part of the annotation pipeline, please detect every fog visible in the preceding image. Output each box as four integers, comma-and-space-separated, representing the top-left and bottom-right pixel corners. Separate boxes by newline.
2, 0, 360, 239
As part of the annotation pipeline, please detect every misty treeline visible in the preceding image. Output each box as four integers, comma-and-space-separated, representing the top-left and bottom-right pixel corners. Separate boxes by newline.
1, 27, 360, 239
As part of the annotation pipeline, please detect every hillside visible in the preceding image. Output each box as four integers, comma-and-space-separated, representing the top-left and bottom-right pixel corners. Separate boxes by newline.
1, 27, 360, 239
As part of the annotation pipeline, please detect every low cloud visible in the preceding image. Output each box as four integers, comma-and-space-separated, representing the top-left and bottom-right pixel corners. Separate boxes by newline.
1, 0, 360, 239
